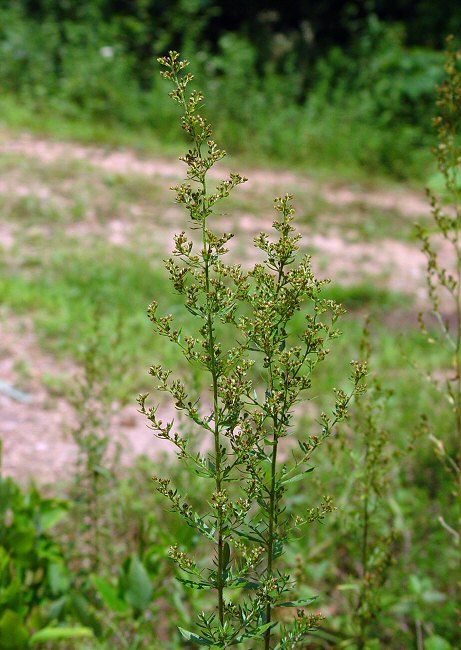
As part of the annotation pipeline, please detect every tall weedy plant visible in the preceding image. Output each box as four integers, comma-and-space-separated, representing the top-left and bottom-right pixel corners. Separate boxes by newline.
69, 312, 122, 577
139, 51, 366, 648
340, 323, 399, 649
417, 37, 461, 637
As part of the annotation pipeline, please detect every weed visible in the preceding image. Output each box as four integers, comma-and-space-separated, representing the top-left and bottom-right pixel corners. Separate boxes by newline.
67, 311, 123, 578
417, 36, 461, 643
139, 51, 366, 648
340, 322, 404, 648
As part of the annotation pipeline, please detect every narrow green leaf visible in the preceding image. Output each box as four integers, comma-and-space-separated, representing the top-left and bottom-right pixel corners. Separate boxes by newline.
70, 594, 102, 637
277, 596, 317, 607
281, 467, 314, 485
91, 575, 129, 613
178, 627, 214, 646
230, 577, 260, 589
30, 627, 94, 643
177, 577, 211, 590
234, 622, 274, 643
234, 528, 265, 544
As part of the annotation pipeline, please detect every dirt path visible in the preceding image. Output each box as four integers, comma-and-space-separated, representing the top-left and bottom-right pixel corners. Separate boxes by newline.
0, 130, 436, 295
0, 314, 175, 486
0, 131, 428, 215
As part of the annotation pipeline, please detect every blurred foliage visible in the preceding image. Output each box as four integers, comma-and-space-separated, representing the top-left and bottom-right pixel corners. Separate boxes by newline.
0, 474, 95, 647
0, 1, 456, 177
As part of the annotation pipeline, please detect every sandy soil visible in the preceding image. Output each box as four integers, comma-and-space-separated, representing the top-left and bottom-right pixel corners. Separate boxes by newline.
0, 314, 177, 486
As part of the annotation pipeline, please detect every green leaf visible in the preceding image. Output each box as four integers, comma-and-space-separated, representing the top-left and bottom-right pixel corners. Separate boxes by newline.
48, 562, 71, 596
177, 577, 211, 590
273, 538, 284, 560
70, 594, 103, 638
91, 575, 129, 613
0, 611, 29, 650
223, 541, 230, 569
178, 627, 214, 646
48, 596, 68, 621
337, 583, 360, 591
8, 528, 35, 555
230, 576, 260, 589
425, 636, 453, 650
234, 528, 265, 544
193, 514, 217, 541
30, 627, 94, 643
40, 508, 67, 530
234, 622, 274, 643
0, 546, 10, 572
276, 596, 317, 607
281, 467, 314, 485
124, 555, 153, 612
298, 440, 309, 453
93, 464, 112, 479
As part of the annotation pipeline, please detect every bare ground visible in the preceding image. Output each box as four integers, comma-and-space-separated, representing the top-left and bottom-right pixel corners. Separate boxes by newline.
0, 313, 174, 485
0, 131, 444, 483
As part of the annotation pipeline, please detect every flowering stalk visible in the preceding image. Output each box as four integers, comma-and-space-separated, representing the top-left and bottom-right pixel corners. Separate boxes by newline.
139, 51, 366, 648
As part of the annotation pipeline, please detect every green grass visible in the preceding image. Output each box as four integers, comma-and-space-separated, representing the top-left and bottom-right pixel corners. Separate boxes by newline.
0, 242, 184, 399
0, 95, 178, 156
0, 92, 438, 188
0, 229, 444, 412
323, 283, 411, 310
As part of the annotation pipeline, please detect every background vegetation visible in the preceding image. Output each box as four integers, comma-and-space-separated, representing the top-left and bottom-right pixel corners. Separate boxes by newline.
1, 2, 461, 649
0, 0, 460, 178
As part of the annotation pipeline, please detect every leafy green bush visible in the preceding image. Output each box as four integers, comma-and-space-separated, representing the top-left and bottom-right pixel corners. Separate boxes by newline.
0, 472, 93, 647
0, 5, 447, 179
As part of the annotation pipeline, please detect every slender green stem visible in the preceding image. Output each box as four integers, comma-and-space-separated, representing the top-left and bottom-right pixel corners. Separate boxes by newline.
357, 441, 370, 650
201, 167, 225, 625
174, 63, 226, 625
264, 435, 279, 650
447, 112, 461, 631
264, 265, 287, 650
